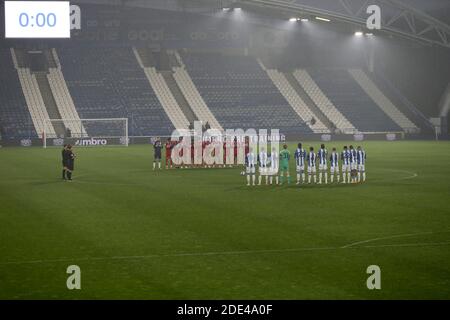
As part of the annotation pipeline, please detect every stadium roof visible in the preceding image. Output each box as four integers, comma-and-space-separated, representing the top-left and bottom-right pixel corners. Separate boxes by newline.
238, 0, 450, 48
73, 0, 450, 48
403, 0, 450, 19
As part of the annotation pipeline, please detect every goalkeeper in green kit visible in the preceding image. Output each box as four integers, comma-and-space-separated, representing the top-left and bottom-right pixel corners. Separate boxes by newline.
279, 144, 291, 185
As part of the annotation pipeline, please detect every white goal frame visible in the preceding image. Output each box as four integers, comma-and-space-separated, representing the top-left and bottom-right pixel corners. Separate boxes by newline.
43, 118, 129, 148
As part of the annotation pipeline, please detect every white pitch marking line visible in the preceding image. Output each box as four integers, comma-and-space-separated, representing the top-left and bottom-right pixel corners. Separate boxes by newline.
383, 169, 419, 181
341, 230, 450, 248
71, 180, 144, 187
362, 241, 450, 249
1, 240, 449, 266
0, 247, 338, 266
1, 169, 419, 186
371, 169, 419, 182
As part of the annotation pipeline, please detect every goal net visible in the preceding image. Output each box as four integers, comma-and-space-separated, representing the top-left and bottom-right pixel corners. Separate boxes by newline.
43, 118, 128, 148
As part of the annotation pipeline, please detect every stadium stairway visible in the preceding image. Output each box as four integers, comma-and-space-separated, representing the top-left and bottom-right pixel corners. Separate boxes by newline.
58, 47, 174, 136
12, 48, 56, 138
135, 48, 157, 68
161, 71, 198, 124
293, 69, 357, 133
167, 51, 181, 68
349, 69, 420, 133
260, 61, 330, 133
34, 72, 66, 138
308, 68, 402, 133
0, 49, 36, 139
47, 48, 87, 137
15, 67, 56, 138
283, 73, 334, 132
180, 52, 312, 134
44, 49, 58, 69
172, 51, 223, 130
371, 71, 433, 134
141, 49, 200, 127
12, 48, 28, 68
12, 48, 88, 139
133, 48, 190, 131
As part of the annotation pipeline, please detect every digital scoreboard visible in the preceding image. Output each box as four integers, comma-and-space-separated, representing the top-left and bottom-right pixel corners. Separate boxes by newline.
5, 1, 70, 38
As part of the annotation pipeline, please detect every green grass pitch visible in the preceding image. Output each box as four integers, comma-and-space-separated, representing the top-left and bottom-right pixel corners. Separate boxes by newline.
0, 141, 449, 299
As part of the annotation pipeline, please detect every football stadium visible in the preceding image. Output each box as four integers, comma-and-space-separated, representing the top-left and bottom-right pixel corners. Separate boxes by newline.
0, 0, 450, 303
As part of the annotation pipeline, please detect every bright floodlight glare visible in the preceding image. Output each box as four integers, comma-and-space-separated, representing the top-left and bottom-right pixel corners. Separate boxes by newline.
234, 8, 242, 11
301, 18, 309, 22
289, 18, 298, 22
354, 31, 364, 36
315, 16, 330, 22
366, 33, 374, 36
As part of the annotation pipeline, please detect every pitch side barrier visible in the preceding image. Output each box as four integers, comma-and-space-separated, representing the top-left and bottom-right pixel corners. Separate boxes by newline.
0, 132, 441, 148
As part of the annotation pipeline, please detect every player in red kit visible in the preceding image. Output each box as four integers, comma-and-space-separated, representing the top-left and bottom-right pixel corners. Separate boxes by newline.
165, 139, 173, 169
202, 140, 208, 168
244, 137, 250, 155
191, 140, 195, 169
233, 137, 238, 165
223, 141, 227, 168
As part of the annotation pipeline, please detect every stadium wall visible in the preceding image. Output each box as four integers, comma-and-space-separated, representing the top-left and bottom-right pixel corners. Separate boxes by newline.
0, 132, 427, 148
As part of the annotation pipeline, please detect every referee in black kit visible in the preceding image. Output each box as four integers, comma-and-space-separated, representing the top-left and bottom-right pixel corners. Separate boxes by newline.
62, 144, 68, 180
65, 145, 76, 181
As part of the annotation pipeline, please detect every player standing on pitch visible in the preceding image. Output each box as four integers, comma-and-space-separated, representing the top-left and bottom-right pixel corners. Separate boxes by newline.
341, 146, 350, 184
269, 147, 279, 185
357, 146, 366, 183
62, 144, 68, 180
245, 147, 256, 186
294, 143, 307, 185
329, 147, 340, 183
153, 137, 163, 170
318, 144, 328, 184
279, 144, 291, 185
165, 139, 173, 169
258, 147, 268, 185
65, 145, 76, 181
349, 145, 358, 183
307, 146, 317, 184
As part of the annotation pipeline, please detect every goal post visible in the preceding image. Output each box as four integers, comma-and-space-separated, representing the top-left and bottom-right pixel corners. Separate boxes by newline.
43, 118, 129, 148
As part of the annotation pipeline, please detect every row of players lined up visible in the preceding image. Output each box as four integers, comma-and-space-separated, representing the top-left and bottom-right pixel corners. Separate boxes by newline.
152, 137, 270, 170
244, 143, 366, 186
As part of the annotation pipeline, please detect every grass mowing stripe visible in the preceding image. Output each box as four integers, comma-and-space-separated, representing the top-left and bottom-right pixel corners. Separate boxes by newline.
0, 141, 449, 299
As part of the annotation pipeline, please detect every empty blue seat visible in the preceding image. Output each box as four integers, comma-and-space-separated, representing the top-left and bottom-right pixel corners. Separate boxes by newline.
0, 49, 36, 139
309, 69, 401, 132
182, 53, 312, 135
58, 47, 174, 137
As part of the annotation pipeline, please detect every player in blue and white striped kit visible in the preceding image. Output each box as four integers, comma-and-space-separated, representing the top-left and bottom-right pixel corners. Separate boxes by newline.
258, 147, 269, 185
245, 148, 256, 186
357, 146, 366, 183
294, 143, 307, 185
307, 146, 317, 184
268, 147, 279, 185
317, 144, 328, 184
329, 147, 340, 183
349, 145, 358, 184
341, 146, 350, 184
